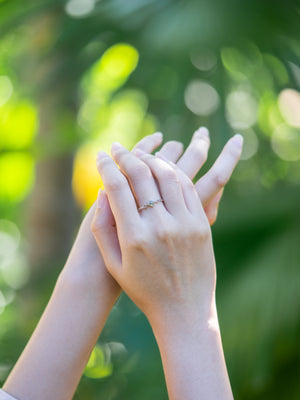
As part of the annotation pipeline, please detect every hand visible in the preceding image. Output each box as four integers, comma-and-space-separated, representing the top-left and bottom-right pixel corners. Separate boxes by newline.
61, 128, 242, 303
149, 127, 243, 225
92, 145, 216, 324
91, 144, 234, 400
58, 133, 164, 297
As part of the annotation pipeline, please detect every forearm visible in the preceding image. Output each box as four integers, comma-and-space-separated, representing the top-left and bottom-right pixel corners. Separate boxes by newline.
3, 263, 119, 400
150, 301, 233, 400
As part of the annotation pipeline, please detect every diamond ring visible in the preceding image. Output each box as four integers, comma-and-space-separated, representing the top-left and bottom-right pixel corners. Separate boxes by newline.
138, 199, 164, 212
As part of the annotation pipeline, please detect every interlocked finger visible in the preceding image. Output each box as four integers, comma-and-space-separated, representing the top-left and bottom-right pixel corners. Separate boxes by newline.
156, 155, 205, 217
176, 127, 210, 179
132, 132, 163, 153
195, 134, 243, 206
111, 142, 164, 215
96, 151, 139, 232
156, 140, 184, 163
139, 153, 187, 216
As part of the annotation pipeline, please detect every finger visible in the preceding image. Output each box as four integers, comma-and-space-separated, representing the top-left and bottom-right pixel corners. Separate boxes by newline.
156, 140, 184, 162
195, 134, 243, 206
111, 142, 163, 214
204, 189, 223, 226
96, 151, 140, 231
139, 153, 187, 216
91, 190, 122, 274
132, 132, 163, 153
156, 154, 203, 215
176, 126, 210, 179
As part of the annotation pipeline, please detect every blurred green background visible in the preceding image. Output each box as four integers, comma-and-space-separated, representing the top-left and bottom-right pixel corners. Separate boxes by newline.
0, 0, 300, 399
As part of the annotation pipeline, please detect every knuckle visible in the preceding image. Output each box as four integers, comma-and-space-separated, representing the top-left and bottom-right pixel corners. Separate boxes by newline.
91, 218, 104, 236
105, 176, 127, 192
156, 226, 170, 241
155, 219, 178, 241
139, 153, 152, 163
191, 146, 208, 164
181, 174, 194, 190
213, 170, 229, 188
130, 162, 151, 181
126, 232, 148, 249
161, 167, 178, 182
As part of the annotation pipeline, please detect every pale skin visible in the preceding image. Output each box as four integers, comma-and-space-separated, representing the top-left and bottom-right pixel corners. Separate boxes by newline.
92, 138, 240, 400
2, 128, 243, 400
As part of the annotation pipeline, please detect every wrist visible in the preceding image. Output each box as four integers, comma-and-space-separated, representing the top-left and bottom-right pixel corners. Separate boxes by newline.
148, 299, 233, 400
58, 257, 121, 310
148, 293, 219, 344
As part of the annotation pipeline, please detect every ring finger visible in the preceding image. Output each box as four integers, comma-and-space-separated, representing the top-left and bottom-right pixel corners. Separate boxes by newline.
111, 142, 165, 215
139, 153, 188, 216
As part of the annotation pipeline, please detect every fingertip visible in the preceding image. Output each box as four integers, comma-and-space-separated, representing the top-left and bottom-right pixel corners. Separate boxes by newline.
96, 151, 110, 169
193, 126, 210, 141
93, 189, 115, 229
96, 151, 108, 161
111, 141, 123, 157
153, 131, 163, 141
208, 211, 218, 226
231, 134, 244, 149
97, 189, 107, 209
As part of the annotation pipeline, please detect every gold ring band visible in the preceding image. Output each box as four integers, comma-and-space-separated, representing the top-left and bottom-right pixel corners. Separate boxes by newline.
138, 199, 164, 212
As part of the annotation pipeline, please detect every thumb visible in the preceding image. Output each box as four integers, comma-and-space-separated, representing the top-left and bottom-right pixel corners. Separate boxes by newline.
91, 189, 122, 278
204, 189, 223, 226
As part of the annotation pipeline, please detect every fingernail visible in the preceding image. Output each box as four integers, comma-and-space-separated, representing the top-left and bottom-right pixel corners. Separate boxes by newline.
153, 132, 163, 140
97, 189, 106, 209
155, 152, 168, 162
232, 134, 244, 148
193, 126, 209, 140
96, 151, 109, 162
111, 141, 123, 156
133, 148, 146, 157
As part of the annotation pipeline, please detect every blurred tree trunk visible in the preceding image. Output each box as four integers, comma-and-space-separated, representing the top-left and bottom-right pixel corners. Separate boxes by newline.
25, 12, 80, 272
27, 93, 79, 272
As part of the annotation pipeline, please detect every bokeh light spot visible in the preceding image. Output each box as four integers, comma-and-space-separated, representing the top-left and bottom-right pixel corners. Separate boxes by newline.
0, 76, 13, 107
72, 142, 103, 210
0, 100, 37, 150
65, 0, 95, 18
240, 129, 259, 160
88, 43, 139, 92
271, 124, 300, 161
226, 91, 258, 129
0, 220, 20, 260
184, 80, 219, 116
278, 89, 300, 128
84, 344, 113, 379
289, 61, 300, 88
1, 254, 30, 290
0, 153, 35, 202
263, 54, 289, 86
0, 291, 6, 315
190, 49, 217, 72
221, 47, 248, 80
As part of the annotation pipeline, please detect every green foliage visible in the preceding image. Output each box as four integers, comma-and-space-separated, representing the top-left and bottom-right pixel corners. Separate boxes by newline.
0, 1, 300, 399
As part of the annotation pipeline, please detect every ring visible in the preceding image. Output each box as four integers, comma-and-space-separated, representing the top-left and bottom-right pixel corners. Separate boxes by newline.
138, 199, 164, 212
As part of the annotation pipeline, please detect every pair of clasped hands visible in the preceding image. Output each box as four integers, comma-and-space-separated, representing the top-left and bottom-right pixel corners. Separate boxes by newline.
3, 128, 243, 400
